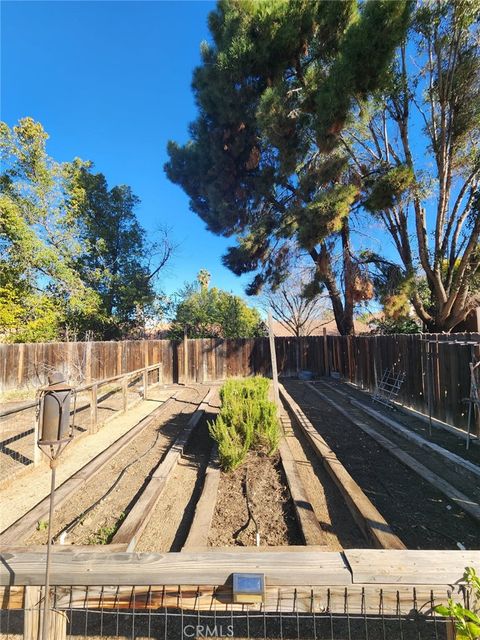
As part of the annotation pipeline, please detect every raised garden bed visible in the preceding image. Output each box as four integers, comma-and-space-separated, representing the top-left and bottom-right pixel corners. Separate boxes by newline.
23, 386, 205, 547
284, 380, 480, 550
208, 449, 301, 547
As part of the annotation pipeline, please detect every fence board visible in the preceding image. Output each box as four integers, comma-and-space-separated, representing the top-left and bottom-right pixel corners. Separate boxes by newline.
1, 334, 478, 432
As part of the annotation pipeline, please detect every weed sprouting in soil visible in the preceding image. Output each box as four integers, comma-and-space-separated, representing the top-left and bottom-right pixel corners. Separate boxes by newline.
209, 377, 280, 471
88, 512, 125, 545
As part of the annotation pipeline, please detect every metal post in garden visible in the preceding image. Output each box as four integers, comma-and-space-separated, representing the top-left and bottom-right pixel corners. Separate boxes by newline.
183, 325, 189, 384
268, 310, 280, 407
36, 372, 75, 640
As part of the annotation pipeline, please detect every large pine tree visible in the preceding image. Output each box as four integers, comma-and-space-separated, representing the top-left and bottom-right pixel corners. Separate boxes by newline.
166, 0, 411, 334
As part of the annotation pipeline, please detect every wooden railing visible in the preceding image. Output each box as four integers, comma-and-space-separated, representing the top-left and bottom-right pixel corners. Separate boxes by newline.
0, 363, 163, 482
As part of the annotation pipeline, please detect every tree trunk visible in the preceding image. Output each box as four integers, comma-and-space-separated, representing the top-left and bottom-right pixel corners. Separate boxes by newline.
312, 239, 355, 336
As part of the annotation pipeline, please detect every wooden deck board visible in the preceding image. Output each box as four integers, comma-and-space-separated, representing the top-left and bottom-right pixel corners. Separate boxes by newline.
0, 550, 352, 587
278, 436, 327, 546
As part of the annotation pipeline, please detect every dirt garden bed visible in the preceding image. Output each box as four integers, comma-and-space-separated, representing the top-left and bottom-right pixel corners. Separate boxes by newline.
24, 385, 205, 546
208, 450, 302, 547
284, 380, 480, 550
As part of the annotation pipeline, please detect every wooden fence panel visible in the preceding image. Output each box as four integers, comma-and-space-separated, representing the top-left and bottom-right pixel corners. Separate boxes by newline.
1, 334, 478, 433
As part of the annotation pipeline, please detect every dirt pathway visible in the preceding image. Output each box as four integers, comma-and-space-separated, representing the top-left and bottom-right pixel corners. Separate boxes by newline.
280, 409, 368, 550
136, 418, 213, 552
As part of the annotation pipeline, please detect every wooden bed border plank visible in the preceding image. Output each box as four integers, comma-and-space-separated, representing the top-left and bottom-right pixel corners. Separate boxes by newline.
344, 549, 480, 585
308, 383, 480, 524
279, 384, 406, 550
278, 437, 327, 546
112, 387, 214, 549
182, 444, 221, 550
0, 549, 351, 587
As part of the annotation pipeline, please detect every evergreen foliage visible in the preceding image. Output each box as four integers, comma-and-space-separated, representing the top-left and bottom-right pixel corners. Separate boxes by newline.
167, 0, 479, 332
0, 118, 172, 342
71, 166, 161, 338
340, 0, 480, 331
165, 0, 411, 335
209, 377, 280, 471
0, 118, 102, 341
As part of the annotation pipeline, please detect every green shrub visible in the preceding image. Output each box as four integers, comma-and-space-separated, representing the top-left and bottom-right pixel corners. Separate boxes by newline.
209, 377, 280, 471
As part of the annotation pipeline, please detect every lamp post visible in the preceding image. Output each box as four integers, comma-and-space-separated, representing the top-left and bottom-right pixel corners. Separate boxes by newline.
36, 372, 75, 640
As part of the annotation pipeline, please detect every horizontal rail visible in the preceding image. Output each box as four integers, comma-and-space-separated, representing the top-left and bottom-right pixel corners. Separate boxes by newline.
0, 363, 162, 418
75, 363, 162, 394
0, 549, 477, 587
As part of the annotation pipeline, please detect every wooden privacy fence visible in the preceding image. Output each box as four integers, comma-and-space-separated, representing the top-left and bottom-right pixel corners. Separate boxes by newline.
1, 333, 479, 431
0, 340, 177, 391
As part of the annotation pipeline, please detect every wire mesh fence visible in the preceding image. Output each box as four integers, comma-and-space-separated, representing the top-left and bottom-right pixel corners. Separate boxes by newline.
0, 402, 37, 479
0, 585, 458, 640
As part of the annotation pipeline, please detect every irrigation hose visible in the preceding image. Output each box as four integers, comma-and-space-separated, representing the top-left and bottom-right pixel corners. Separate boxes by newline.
245, 466, 261, 546
52, 387, 202, 544
52, 421, 165, 543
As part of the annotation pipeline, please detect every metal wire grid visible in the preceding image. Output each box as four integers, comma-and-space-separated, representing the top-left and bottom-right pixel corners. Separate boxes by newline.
0, 404, 37, 480
0, 586, 457, 639
372, 369, 406, 409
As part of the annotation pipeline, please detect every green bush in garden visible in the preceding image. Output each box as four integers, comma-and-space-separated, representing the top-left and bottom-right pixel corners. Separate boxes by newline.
209, 377, 280, 471
434, 567, 480, 639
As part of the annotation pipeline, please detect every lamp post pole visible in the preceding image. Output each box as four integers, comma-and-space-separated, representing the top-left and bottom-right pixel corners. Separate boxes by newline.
41, 459, 57, 639
36, 372, 74, 640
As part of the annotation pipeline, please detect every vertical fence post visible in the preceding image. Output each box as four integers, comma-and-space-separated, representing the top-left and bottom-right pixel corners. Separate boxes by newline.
24, 586, 66, 640
117, 342, 122, 375
90, 384, 98, 434
143, 368, 149, 401
144, 340, 149, 369
17, 343, 25, 387
122, 376, 128, 413
183, 327, 189, 384
323, 327, 329, 377
85, 341, 92, 383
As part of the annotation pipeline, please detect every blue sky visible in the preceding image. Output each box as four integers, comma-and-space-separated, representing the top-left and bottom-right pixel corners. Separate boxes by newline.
1, 0, 261, 300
